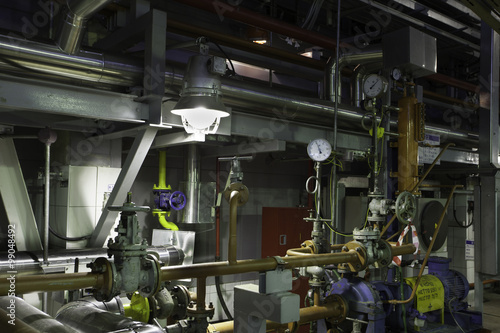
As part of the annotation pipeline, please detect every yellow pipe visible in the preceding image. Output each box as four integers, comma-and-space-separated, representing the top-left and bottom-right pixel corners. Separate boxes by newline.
153, 210, 179, 231
154, 150, 168, 190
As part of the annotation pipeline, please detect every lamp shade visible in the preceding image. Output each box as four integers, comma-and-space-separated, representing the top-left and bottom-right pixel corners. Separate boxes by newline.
172, 95, 229, 133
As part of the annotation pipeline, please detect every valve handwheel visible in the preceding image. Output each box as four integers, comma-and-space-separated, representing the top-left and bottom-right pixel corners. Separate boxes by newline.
169, 191, 187, 210
395, 191, 416, 224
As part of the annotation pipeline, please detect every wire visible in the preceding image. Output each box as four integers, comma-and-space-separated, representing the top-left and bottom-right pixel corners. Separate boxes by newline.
49, 226, 91, 241
452, 195, 474, 228
215, 275, 233, 320
208, 39, 237, 77
449, 297, 467, 333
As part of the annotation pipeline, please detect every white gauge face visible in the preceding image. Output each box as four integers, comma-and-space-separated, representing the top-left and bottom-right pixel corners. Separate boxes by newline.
307, 138, 332, 162
391, 67, 402, 81
363, 74, 388, 98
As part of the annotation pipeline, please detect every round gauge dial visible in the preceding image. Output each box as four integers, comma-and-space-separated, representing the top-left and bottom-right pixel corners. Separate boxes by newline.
391, 67, 402, 81
363, 74, 388, 98
307, 138, 332, 162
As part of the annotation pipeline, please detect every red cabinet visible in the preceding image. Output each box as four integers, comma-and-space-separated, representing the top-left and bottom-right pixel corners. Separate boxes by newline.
262, 207, 314, 333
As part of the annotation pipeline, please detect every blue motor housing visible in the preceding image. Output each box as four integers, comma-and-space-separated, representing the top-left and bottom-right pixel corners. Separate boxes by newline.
427, 256, 469, 311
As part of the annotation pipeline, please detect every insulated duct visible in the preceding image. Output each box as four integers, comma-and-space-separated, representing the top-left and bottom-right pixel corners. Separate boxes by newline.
0, 34, 477, 146
0, 246, 184, 276
56, 298, 164, 333
56, 0, 113, 54
0, 296, 78, 333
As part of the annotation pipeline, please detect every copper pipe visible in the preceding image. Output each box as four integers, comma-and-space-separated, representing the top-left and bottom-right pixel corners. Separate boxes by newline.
389, 243, 416, 257
171, 0, 339, 52
286, 247, 314, 256
162, 252, 360, 281
423, 90, 477, 108
469, 279, 499, 289
228, 190, 240, 265
331, 244, 344, 251
313, 288, 321, 306
426, 73, 479, 94
387, 185, 462, 304
207, 301, 344, 332
0, 272, 102, 295
168, 20, 325, 71
197, 277, 206, 310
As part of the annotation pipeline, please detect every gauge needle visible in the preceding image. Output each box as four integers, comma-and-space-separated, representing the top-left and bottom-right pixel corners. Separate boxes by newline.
370, 81, 377, 90
316, 142, 322, 154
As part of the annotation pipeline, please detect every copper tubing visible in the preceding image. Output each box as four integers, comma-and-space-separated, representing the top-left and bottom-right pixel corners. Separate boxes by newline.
313, 288, 321, 306
389, 243, 416, 257
228, 190, 240, 265
427, 73, 479, 94
286, 247, 314, 256
470, 279, 499, 289
196, 277, 206, 310
387, 185, 462, 304
0, 272, 102, 295
286, 244, 344, 256
207, 301, 344, 332
162, 252, 360, 281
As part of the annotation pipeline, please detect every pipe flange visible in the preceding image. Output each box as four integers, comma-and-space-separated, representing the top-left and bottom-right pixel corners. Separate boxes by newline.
337, 241, 367, 272
89, 257, 118, 302
324, 294, 348, 325
223, 183, 249, 206
186, 305, 215, 319
302, 240, 318, 254
170, 285, 191, 321
374, 239, 392, 268
138, 254, 162, 298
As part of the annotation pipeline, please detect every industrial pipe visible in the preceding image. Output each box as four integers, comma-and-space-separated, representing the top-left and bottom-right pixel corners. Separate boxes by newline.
228, 190, 240, 265
0, 34, 477, 146
325, 46, 383, 103
56, 0, 113, 54
207, 298, 347, 332
0, 243, 414, 295
0, 296, 76, 333
0, 246, 184, 276
56, 298, 164, 333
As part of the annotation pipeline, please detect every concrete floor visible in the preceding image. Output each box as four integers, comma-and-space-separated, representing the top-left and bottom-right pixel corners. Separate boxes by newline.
483, 288, 500, 333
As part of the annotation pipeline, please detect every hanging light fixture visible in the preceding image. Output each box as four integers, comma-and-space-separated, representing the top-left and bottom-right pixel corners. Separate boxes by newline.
171, 53, 229, 134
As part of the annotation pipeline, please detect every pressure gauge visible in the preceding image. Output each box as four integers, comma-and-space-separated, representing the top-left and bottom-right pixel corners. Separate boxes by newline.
391, 67, 402, 81
307, 138, 332, 162
363, 74, 388, 98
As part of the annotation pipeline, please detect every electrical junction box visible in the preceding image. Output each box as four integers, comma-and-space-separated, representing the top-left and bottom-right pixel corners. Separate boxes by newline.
383, 26, 437, 78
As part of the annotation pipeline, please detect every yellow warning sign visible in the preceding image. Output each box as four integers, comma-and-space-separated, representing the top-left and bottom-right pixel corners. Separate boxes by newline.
405, 275, 444, 313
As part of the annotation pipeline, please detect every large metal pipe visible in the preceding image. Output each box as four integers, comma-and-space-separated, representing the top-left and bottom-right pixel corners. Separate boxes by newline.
56, 298, 164, 333
325, 46, 383, 103
0, 246, 184, 276
0, 35, 477, 146
0, 244, 414, 295
0, 296, 77, 333
56, 0, 113, 54
183, 144, 200, 224
228, 190, 240, 265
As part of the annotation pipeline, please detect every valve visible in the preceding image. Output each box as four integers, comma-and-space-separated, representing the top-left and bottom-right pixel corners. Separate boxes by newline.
108, 192, 150, 213
395, 191, 417, 224
169, 191, 187, 210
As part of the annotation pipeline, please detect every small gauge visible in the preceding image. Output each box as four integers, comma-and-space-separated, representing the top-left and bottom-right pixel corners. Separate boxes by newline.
391, 67, 402, 81
363, 74, 388, 98
307, 138, 332, 162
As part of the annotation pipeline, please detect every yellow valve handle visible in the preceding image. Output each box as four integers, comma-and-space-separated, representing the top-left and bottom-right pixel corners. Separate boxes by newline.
124, 292, 150, 323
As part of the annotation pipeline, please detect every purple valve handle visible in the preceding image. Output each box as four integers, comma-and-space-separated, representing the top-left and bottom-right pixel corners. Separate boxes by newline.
169, 191, 187, 210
